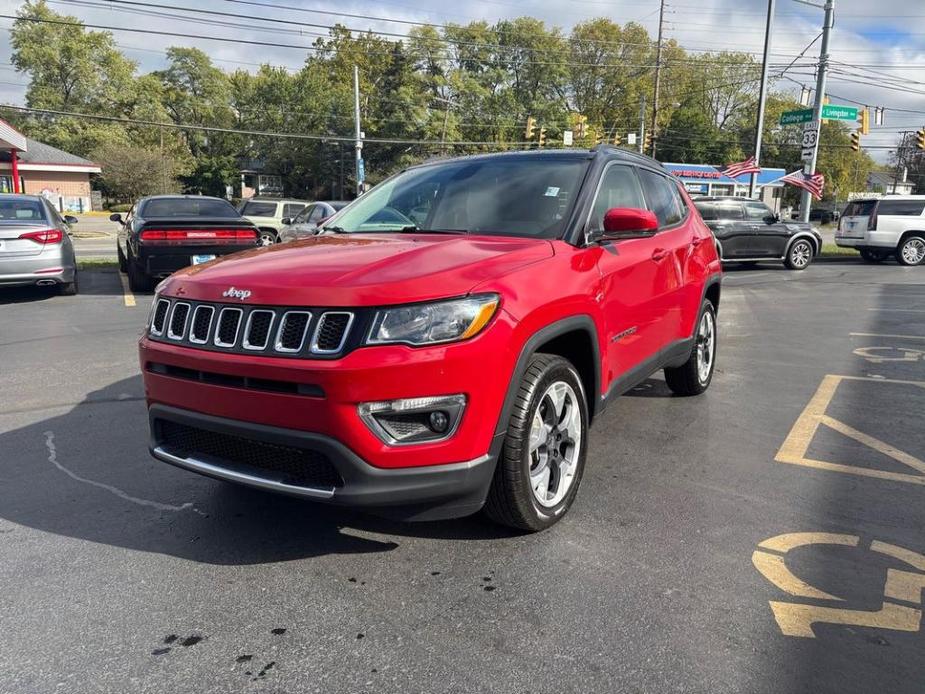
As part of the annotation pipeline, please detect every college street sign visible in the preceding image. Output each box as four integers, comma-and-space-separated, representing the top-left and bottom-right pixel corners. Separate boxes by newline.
780, 104, 860, 125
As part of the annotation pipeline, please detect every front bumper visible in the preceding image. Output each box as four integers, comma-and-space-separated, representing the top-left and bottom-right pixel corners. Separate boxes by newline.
150, 404, 500, 520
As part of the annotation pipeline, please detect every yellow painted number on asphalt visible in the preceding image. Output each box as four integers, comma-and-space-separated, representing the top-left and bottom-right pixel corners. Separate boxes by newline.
753, 533, 925, 638
776, 375, 925, 486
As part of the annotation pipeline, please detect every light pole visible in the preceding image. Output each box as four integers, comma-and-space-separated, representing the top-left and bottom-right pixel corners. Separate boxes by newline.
749, 0, 776, 200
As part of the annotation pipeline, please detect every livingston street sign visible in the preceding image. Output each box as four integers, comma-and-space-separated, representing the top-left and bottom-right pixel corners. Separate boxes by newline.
780, 105, 860, 125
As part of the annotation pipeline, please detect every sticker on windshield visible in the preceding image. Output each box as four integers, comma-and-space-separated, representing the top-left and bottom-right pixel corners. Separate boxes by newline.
544, 187, 560, 197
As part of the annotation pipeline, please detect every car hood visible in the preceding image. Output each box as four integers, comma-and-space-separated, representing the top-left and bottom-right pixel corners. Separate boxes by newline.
159, 233, 554, 306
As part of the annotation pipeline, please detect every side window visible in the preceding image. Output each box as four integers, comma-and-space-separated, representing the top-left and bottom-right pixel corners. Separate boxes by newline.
877, 200, 925, 216
745, 202, 772, 221
714, 202, 745, 221
309, 205, 327, 222
638, 169, 683, 227
668, 180, 689, 221
283, 203, 305, 219
588, 164, 646, 231
293, 205, 313, 224
695, 202, 715, 220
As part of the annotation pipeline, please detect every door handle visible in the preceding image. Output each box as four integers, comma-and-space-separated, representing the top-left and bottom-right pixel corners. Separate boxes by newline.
651, 248, 670, 261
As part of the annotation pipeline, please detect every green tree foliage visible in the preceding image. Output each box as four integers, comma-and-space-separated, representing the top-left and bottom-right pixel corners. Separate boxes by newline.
94, 141, 184, 202
8, 1, 871, 203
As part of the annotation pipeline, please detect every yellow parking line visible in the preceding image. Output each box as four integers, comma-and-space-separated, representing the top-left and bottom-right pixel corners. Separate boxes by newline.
850, 332, 925, 340
118, 273, 136, 307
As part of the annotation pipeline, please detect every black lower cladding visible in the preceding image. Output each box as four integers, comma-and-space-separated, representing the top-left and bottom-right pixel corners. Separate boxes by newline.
157, 419, 344, 489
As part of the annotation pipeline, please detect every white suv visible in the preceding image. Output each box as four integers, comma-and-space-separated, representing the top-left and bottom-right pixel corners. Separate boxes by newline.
239, 197, 311, 246
836, 195, 925, 265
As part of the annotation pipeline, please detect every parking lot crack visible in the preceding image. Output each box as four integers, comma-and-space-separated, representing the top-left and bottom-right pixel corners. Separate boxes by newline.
42, 430, 204, 515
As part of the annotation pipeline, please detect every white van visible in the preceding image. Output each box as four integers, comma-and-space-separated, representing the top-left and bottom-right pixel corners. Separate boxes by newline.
836, 195, 925, 265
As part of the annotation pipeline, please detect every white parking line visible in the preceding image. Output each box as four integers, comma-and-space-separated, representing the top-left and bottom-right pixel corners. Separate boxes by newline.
866, 308, 925, 313
850, 332, 925, 341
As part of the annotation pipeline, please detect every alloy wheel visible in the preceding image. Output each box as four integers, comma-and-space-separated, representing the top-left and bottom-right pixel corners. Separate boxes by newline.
696, 310, 716, 385
900, 238, 925, 265
790, 241, 812, 268
528, 381, 583, 508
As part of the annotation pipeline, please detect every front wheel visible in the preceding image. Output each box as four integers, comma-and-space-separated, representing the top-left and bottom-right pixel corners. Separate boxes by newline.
785, 239, 814, 270
664, 300, 717, 396
483, 354, 588, 532
258, 229, 278, 247
897, 236, 925, 266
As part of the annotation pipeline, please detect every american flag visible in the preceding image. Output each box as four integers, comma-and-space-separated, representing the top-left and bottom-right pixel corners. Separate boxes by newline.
720, 156, 762, 178
781, 170, 825, 200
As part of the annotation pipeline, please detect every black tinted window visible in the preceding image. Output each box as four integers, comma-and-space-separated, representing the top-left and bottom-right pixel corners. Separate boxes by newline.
142, 198, 240, 218
0, 198, 47, 222
877, 200, 925, 216
714, 202, 744, 220
745, 202, 772, 221
638, 170, 682, 227
843, 200, 877, 217
241, 201, 278, 217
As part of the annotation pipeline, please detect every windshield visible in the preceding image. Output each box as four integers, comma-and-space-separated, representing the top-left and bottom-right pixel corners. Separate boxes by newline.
329, 157, 589, 238
142, 198, 241, 218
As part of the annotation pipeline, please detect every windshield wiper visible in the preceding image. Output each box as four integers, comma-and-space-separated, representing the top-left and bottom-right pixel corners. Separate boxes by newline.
398, 226, 468, 235
323, 225, 346, 233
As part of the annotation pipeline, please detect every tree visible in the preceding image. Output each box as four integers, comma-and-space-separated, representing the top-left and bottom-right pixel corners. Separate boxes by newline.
94, 142, 184, 202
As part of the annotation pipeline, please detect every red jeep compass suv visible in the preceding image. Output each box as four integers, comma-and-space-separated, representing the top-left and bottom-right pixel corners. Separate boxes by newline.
141, 148, 721, 531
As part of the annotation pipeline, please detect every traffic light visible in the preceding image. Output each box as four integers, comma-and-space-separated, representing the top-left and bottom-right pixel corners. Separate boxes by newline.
524, 116, 536, 141
644, 132, 653, 151
613, 132, 622, 146
917, 129, 925, 150
594, 132, 603, 146
538, 126, 547, 147
859, 108, 870, 135
850, 131, 861, 152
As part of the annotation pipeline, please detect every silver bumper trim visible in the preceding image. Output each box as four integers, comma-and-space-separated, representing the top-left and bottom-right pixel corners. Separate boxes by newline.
152, 445, 336, 499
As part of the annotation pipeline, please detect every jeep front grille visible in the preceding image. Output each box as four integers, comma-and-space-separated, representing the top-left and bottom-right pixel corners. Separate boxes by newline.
147, 299, 356, 358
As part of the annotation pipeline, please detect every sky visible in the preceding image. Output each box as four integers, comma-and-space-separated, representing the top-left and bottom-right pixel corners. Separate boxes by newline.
0, 0, 922, 162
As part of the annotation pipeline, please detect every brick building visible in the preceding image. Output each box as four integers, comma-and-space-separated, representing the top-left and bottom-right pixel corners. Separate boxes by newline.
0, 119, 101, 212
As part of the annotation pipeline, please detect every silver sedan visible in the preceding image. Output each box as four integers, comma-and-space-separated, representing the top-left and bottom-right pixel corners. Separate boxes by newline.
0, 194, 79, 295
279, 201, 348, 243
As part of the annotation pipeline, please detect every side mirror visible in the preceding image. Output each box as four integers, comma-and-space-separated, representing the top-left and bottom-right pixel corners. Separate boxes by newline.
109, 213, 123, 223
64, 215, 78, 224
767, 214, 780, 224
281, 217, 291, 225
600, 207, 659, 240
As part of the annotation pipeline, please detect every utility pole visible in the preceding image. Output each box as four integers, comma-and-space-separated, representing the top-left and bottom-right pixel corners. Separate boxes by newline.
638, 94, 646, 154
800, 0, 834, 223
749, 0, 776, 199
650, 0, 666, 159
353, 65, 363, 198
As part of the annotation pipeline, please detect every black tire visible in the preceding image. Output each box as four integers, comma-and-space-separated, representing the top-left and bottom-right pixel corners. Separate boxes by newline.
664, 300, 717, 396
897, 235, 925, 267
483, 354, 588, 532
117, 243, 128, 272
58, 272, 78, 296
258, 229, 278, 247
127, 256, 153, 293
860, 249, 888, 263
785, 239, 814, 270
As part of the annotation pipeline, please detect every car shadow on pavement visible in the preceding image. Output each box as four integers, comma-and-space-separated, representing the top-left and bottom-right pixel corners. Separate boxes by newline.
0, 269, 129, 303
0, 376, 516, 565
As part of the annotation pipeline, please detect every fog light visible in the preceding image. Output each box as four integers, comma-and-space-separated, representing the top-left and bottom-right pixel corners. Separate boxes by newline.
428, 410, 449, 433
358, 395, 466, 445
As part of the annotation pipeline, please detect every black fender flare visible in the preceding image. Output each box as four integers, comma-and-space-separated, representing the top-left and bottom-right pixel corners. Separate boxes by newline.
493, 315, 601, 437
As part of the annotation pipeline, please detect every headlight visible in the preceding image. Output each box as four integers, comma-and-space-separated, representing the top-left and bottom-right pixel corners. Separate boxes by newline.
366, 294, 499, 346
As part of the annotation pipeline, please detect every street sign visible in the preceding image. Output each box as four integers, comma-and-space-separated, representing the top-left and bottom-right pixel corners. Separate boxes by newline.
357, 158, 365, 183
562, 130, 573, 146
801, 122, 819, 149
627, 133, 637, 145
780, 108, 814, 125
801, 148, 814, 163
781, 104, 859, 125
821, 104, 858, 121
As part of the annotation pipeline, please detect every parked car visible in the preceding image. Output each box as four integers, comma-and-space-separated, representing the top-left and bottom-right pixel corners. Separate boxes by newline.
114, 195, 259, 292
0, 194, 79, 295
694, 196, 822, 270
141, 148, 721, 531
239, 197, 312, 246
809, 207, 838, 224
835, 195, 925, 265
279, 201, 349, 243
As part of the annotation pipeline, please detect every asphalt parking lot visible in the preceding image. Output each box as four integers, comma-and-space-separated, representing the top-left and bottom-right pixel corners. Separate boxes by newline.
2, 261, 924, 693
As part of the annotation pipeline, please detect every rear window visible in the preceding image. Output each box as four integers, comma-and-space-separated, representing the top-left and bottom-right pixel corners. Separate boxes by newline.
877, 200, 925, 216
241, 201, 278, 217
141, 198, 240, 218
0, 198, 47, 222
843, 200, 878, 217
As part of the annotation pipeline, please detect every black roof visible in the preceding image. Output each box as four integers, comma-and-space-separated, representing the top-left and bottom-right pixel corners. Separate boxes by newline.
138, 195, 230, 203
414, 146, 667, 171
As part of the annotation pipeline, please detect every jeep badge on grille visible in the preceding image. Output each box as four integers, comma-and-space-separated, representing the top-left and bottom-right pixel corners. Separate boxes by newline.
222, 287, 252, 301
